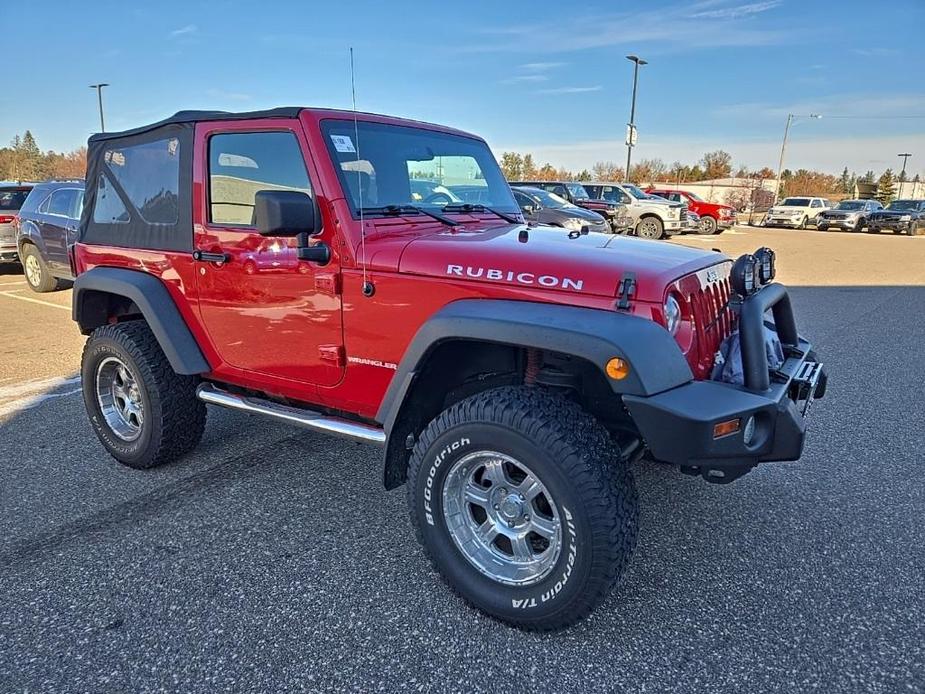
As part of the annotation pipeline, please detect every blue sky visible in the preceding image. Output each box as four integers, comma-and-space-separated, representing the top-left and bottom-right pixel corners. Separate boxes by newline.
4, 0, 924, 176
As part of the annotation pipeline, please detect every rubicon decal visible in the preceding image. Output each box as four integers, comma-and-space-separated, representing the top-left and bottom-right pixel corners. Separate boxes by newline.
446, 265, 584, 291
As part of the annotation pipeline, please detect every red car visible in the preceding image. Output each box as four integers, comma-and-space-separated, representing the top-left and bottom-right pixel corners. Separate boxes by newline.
646, 187, 737, 235
70, 107, 825, 630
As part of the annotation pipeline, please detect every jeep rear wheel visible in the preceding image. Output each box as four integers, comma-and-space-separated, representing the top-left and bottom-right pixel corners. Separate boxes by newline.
407, 386, 638, 631
81, 320, 206, 469
636, 216, 664, 240
697, 215, 717, 235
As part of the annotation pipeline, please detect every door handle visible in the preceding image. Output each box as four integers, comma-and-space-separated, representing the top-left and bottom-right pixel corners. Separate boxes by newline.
192, 250, 231, 264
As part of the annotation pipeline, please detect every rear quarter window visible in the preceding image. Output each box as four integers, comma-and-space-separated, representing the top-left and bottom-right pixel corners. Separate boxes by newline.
103, 138, 181, 224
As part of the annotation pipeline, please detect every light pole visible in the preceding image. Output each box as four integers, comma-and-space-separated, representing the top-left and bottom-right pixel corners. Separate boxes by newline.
625, 55, 647, 180
89, 83, 109, 132
897, 152, 911, 199
774, 113, 821, 202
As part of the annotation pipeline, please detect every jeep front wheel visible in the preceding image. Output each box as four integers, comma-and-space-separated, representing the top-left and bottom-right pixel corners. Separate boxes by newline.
407, 386, 638, 630
81, 320, 206, 469
636, 216, 664, 239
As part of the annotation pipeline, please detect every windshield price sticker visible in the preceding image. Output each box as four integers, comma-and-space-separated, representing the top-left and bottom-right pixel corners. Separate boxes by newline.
330, 135, 356, 153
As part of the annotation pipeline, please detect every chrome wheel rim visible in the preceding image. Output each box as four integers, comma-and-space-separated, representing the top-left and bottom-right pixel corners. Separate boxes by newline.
699, 217, 715, 234
24, 254, 42, 287
96, 357, 144, 441
442, 450, 562, 586
638, 219, 660, 238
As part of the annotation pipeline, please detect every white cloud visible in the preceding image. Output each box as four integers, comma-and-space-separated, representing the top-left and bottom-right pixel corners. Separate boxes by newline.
169, 24, 198, 38
501, 74, 549, 84
519, 62, 565, 71
851, 47, 898, 57
688, 0, 781, 20
535, 86, 602, 95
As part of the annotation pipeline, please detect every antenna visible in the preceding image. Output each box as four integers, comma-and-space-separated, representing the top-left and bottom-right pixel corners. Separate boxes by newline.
350, 47, 374, 298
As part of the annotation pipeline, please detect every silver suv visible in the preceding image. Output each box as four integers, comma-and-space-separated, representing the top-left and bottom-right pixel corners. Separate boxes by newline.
582, 182, 686, 239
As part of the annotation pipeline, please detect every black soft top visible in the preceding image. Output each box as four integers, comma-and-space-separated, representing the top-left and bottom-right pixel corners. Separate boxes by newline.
88, 107, 304, 142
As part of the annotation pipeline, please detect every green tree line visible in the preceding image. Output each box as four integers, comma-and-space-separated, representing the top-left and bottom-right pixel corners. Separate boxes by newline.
1, 131, 87, 182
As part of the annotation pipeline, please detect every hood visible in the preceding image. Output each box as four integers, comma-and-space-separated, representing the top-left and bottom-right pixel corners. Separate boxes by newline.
547, 206, 608, 223
872, 208, 921, 218
397, 223, 723, 300
768, 205, 804, 214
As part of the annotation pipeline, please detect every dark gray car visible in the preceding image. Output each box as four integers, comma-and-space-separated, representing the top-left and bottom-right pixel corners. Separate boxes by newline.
511, 186, 609, 234
0, 184, 33, 264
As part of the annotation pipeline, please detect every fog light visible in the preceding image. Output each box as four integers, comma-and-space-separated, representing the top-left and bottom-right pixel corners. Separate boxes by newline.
605, 357, 630, 380
713, 418, 740, 439
743, 415, 756, 445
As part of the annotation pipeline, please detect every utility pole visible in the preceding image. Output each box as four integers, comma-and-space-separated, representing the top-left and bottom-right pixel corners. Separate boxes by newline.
897, 152, 911, 199
89, 83, 110, 132
774, 113, 821, 203
625, 55, 647, 180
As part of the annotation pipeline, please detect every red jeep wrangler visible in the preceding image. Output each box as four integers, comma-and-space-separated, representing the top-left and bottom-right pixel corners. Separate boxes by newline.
645, 187, 737, 235
72, 107, 826, 630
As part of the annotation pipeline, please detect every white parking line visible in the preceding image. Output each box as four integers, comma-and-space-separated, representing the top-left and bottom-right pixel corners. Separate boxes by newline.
0, 375, 82, 418
0, 280, 27, 286
0, 289, 70, 311
0, 387, 82, 417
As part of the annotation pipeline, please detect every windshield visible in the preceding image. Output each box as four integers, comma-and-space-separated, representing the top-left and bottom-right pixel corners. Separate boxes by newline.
528, 188, 571, 209
622, 184, 647, 199
886, 200, 920, 211
835, 201, 864, 211
685, 191, 703, 201
0, 189, 29, 211
321, 120, 517, 217
566, 183, 589, 200
780, 198, 810, 207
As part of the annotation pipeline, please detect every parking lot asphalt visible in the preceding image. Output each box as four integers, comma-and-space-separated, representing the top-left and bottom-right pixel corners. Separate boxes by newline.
1, 227, 923, 693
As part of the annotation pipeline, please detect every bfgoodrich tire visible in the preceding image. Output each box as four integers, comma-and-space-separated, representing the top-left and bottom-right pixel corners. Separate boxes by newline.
407, 386, 638, 630
81, 320, 206, 469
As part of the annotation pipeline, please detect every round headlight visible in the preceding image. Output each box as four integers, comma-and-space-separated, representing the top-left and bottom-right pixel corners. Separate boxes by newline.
731, 254, 758, 296
664, 294, 682, 335
753, 247, 776, 284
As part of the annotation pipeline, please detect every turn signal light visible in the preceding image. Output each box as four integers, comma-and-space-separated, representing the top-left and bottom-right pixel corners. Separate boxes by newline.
713, 418, 741, 439
605, 357, 630, 380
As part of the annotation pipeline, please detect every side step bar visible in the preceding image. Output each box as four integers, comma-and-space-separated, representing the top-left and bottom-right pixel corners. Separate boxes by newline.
196, 383, 386, 446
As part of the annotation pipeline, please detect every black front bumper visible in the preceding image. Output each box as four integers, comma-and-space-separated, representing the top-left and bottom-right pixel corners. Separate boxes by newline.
624, 283, 826, 483
868, 219, 909, 232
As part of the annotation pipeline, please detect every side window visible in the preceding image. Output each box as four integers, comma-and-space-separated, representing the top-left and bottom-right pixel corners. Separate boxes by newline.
48, 189, 77, 217
104, 138, 181, 224
37, 193, 52, 214
513, 191, 533, 209
93, 175, 130, 224
208, 131, 312, 227
551, 185, 568, 198
810, 199, 821, 208
670, 193, 682, 202
73, 190, 85, 219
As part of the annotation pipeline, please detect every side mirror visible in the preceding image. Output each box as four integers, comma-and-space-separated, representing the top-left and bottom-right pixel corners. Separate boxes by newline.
520, 204, 536, 214
254, 190, 316, 237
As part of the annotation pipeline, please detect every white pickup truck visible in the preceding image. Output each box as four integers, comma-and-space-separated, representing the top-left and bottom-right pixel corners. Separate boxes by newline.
764, 196, 832, 229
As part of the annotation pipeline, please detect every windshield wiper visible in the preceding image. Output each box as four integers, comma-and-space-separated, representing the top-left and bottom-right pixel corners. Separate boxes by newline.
441, 203, 520, 224
361, 204, 459, 227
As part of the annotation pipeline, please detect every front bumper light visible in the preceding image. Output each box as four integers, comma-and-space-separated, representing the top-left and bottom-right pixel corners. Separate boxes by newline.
900, 214, 912, 221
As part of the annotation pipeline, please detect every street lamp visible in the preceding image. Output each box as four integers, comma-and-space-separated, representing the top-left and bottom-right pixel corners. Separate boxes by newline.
625, 55, 647, 180
897, 152, 912, 199
775, 113, 821, 202
89, 83, 110, 132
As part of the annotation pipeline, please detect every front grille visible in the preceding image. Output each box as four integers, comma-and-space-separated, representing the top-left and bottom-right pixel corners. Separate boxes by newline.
679, 205, 688, 221
688, 272, 736, 375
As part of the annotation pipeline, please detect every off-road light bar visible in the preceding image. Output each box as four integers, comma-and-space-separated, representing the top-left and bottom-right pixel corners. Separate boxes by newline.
753, 247, 776, 284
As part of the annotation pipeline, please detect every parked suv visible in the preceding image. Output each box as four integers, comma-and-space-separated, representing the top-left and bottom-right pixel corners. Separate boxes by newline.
816, 199, 882, 232
646, 187, 736, 235
0, 184, 33, 265
508, 180, 631, 232
764, 197, 831, 229
867, 199, 925, 236
583, 182, 687, 239
15, 180, 84, 292
512, 186, 611, 233
71, 107, 826, 631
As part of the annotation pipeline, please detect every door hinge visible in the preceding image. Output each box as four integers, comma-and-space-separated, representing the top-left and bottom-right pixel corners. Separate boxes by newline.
616, 272, 637, 310
315, 273, 342, 295
319, 344, 346, 366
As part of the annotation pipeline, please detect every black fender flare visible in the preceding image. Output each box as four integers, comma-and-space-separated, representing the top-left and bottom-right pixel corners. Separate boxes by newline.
377, 298, 692, 428
72, 267, 210, 375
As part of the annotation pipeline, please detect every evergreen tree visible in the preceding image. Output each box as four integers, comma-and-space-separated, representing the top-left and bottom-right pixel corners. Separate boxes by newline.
875, 169, 896, 205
